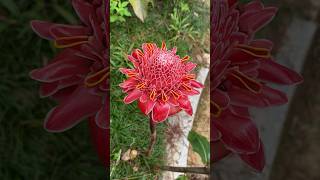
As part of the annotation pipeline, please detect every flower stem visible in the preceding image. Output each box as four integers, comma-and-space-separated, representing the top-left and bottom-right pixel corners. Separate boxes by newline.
146, 118, 156, 156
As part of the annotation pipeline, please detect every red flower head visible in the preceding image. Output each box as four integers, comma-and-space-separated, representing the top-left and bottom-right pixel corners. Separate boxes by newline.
120, 42, 204, 123
211, 0, 303, 171
30, 0, 108, 166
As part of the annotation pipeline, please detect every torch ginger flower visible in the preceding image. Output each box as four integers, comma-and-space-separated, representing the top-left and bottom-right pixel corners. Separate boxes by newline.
119, 42, 204, 123
30, 0, 107, 131
211, 0, 303, 171
29, 0, 108, 166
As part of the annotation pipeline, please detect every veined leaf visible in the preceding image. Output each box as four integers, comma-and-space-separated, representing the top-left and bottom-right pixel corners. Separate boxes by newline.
129, 0, 153, 22
188, 130, 210, 165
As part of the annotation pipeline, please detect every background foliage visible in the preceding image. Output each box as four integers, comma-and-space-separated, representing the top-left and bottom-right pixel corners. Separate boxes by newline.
0, 1, 106, 179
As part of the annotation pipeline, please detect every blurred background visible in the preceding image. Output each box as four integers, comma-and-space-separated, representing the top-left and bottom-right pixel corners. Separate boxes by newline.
1, 0, 320, 179
268, 0, 320, 179
0, 1, 106, 179
213, 0, 320, 180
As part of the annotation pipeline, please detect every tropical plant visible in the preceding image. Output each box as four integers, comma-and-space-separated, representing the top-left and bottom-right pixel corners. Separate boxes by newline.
30, 0, 108, 166
111, 0, 132, 23
169, 2, 197, 42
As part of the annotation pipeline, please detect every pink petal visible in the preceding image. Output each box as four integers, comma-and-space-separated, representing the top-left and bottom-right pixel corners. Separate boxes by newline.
168, 105, 181, 116
127, 55, 137, 63
258, 58, 303, 85
212, 90, 230, 109
119, 78, 137, 89
259, 85, 288, 106
214, 109, 260, 154
44, 86, 102, 132
139, 93, 148, 103
40, 76, 81, 98
228, 49, 258, 64
227, 86, 267, 107
177, 95, 193, 115
30, 20, 54, 40
152, 102, 170, 123
58, 76, 83, 89
240, 140, 265, 172
138, 99, 156, 115
240, 7, 278, 33
72, 0, 94, 26
95, 105, 107, 129
89, 14, 103, 43
180, 88, 200, 96
40, 82, 59, 97
237, 60, 260, 74
50, 24, 90, 38
190, 80, 205, 88
30, 58, 90, 83
119, 68, 135, 75
212, 125, 222, 141
168, 96, 179, 106
51, 86, 78, 103
76, 44, 101, 61
229, 106, 250, 118
250, 39, 273, 50
123, 89, 142, 104
50, 48, 80, 64
230, 32, 248, 44
185, 62, 197, 72
228, 0, 237, 6
171, 47, 177, 54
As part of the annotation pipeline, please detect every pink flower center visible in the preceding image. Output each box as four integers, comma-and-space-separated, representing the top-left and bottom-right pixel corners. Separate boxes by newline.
140, 50, 186, 94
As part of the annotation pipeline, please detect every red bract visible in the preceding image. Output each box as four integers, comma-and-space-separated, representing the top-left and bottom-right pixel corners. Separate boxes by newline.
30, 0, 108, 166
120, 42, 204, 123
211, 0, 303, 171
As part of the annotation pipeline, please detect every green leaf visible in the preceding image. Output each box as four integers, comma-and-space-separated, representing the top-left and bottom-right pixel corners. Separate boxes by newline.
180, 2, 190, 12
129, 0, 153, 22
176, 175, 188, 180
110, 15, 118, 23
188, 130, 210, 165
121, 1, 130, 7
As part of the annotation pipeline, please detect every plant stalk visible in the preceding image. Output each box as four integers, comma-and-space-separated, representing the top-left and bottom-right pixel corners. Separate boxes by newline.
146, 118, 157, 156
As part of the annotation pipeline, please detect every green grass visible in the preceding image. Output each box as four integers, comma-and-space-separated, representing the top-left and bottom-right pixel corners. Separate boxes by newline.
0, 1, 106, 179
110, 0, 209, 178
